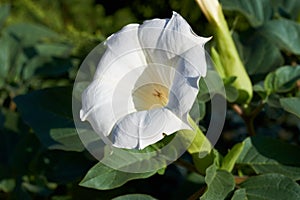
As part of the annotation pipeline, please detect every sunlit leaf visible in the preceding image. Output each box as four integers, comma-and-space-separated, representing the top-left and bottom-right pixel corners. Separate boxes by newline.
221, 142, 244, 172
49, 128, 84, 152
200, 165, 235, 200
234, 173, 300, 200
260, 19, 300, 55
4, 23, 60, 46
80, 162, 156, 190
35, 43, 72, 58
280, 97, 300, 118
237, 137, 300, 180
221, 0, 272, 27
241, 35, 284, 75
112, 194, 157, 200
264, 65, 300, 94
0, 179, 15, 193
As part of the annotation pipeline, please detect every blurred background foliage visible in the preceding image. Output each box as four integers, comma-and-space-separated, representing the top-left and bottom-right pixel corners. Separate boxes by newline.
0, 0, 300, 199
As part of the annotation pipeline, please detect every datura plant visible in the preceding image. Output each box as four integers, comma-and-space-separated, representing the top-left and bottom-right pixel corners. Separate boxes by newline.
196, 0, 253, 103
80, 12, 211, 150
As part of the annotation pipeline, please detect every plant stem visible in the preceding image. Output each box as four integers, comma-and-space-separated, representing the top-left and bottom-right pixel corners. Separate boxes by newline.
243, 116, 256, 136
187, 186, 207, 200
231, 102, 264, 137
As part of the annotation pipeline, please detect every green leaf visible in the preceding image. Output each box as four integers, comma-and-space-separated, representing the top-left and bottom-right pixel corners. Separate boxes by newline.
220, 0, 272, 27
0, 4, 10, 29
198, 71, 225, 102
49, 128, 84, 152
271, 0, 300, 20
231, 188, 247, 200
260, 19, 300, 55
187, 116, 211, 155
264, 65, 300, 94
225, 85, 239, 102
242, 34, 284, 75
280, 97, 300, 118
0, 34, 22, 83
236, 173, 300, 200
14, 87, 74, 147
0, 179, 15, 193
112, 194, 157, 200
80, 162, 156, 190
221, 142, 244, 172
253, 83, 267, 100
237, 137, 300, 180
193, 149, 221, 175
35, 43, 72, 58
200, 165, 235, 200
5, 23, 60, 46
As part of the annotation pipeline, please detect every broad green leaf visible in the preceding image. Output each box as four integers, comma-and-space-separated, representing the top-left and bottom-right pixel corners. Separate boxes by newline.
222, 77, 239, 102
80, 162, 156, 190
231, 188, 247, 200
260, 19, 300, 55
112, 194, 157, 200
35, 43, 72, 58
221, 142, 244, 172
5, 23, 60, 46
22, 56, 52, 80
98, 130, 192, 175
241, 34, 284, 75
200, 165, 235, 200
220, 0, 272, 27
264, 65, 300, 94
253, 83, 267, 100
0, 34, 18, 81
225, 85, 239, 102
49, 128, 84, 152
280, 97, 300, 118
237, 137, 300, 180
193, 149, 221, 175
236, 173, 300, 200
0, 179, 15, 193
14, 87, 74, 147
0, 4, 10, 29
271, 0, 300, 20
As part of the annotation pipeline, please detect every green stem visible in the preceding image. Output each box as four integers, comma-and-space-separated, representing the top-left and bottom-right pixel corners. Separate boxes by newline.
232, 102, 264, 137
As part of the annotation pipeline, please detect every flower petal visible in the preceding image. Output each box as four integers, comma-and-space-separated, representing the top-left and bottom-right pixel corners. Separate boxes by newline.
138, 11, 210, 66
80, 24, 148, 138
110, 108, 191, 149
167, 44, 209, 125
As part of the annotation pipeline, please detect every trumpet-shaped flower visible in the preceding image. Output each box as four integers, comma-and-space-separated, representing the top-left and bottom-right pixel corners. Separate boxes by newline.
80, 12, 210, 150
196, 0, 253, 103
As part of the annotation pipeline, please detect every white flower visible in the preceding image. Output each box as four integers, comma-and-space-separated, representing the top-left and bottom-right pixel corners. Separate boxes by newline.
80, 12, 210, 150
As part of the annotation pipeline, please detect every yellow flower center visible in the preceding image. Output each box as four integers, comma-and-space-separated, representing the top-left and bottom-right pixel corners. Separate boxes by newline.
132, 83, 169, 111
